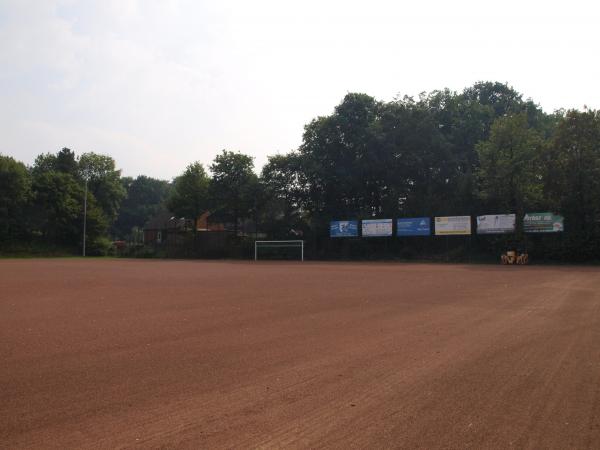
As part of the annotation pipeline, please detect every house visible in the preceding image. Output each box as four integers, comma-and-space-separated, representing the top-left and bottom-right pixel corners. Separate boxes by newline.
143, 212, 188, 244
196, 211, 226, 232
143, 211, 227, 244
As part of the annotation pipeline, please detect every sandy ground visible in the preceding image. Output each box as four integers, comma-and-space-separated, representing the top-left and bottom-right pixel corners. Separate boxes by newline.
1, 259, 599, 449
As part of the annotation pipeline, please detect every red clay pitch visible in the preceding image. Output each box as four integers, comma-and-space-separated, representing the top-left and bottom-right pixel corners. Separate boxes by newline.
1, 259, 599, 449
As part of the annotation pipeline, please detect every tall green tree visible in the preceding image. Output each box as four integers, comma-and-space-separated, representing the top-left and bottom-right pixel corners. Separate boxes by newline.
168, 162, 210, 234
420, 83, 550, 214
31, 170, 106, 246
32, 148, 79, 178
79, 152, 126, 224
379, 97, 454, 216
114, 175, 171, 239
299, 93, 385, 222
26, 148, 120, 253
544, 109, 600, 234
0, 155, 31, 241
260, 152, 306, 237
210, 150, 258, 235
476, 113, 544, 219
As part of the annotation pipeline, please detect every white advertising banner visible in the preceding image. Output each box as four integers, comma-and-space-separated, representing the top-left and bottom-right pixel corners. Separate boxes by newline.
362, 219, 393, 237
434, 216, 472, 235
476, 214, 516, 234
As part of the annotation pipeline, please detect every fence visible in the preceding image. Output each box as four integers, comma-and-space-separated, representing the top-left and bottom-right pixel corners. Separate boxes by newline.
122, 225, 599, 263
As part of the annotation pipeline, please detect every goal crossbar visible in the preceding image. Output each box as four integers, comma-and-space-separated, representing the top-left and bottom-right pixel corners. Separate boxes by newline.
254, 240, 304, 261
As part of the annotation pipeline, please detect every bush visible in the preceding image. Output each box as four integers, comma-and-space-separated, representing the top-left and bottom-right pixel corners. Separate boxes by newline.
86, 237, 114, 256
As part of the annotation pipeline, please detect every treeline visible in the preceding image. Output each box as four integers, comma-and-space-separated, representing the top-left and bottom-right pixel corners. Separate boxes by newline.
261, 83, 600, 261
0, 149, 129, 254
1, 81, 600, 260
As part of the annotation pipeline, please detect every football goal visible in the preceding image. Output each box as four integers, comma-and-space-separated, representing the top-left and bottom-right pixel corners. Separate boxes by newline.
254, 240, 304, 261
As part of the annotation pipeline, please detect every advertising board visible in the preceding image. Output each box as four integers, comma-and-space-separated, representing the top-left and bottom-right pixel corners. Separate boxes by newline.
476, 214, 516, 234
330, 220, 359, 237
434, 216, 472, 235
523, 212, 564, 233
362, 219, 393, 237
397, 217, 430, 236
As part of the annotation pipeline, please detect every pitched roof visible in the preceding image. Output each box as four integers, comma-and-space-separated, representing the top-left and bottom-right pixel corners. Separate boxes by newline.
143, 211, 176, 230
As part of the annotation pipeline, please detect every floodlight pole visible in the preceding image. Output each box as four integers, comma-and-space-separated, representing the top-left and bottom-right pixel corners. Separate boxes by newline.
83, 177, 88, 257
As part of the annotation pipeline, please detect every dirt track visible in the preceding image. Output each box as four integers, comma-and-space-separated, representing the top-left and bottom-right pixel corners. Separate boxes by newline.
1, 259, 599, 449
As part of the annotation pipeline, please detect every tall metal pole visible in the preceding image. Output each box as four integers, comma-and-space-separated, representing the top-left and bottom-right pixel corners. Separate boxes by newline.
83, 177, 88, 257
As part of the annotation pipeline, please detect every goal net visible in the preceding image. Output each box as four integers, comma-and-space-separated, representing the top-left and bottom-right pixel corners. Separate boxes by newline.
254, 240, 304, 261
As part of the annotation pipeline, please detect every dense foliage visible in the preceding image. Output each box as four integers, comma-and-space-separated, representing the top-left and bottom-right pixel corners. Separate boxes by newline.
2, 82, 600, 260
113, 175, 171, 241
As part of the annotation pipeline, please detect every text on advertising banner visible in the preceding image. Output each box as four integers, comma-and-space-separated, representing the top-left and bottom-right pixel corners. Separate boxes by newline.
523, 213, 564, 233
434, 216, 472, 235
476, 214, 516, 234
397, 217, 430, 236
330, 220, 359, 237
362, 219, 393, 237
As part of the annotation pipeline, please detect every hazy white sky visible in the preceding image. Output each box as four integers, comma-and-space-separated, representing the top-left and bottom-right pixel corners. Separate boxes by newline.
1, 0, 599, 179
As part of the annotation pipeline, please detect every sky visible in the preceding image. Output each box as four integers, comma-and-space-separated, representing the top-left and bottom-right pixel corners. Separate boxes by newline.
1, 0, 599, 180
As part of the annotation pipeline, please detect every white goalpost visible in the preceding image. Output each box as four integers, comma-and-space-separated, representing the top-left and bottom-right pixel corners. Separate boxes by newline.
254, 240, 304, 261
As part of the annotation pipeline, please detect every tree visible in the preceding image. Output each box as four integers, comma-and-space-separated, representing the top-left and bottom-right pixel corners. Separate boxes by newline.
299, 93, 386, 222
24, 148, 119, 253
462, 81, 529, 119
31, 170, 106, 246
544, 109, 600, 234
281, 83, 556, 248
476, 113, 544, 220
113, 175, 171, 239
418, 83, 551, 214
32, 148, 79, 177
79, 152, 126, 225
0, 155, 31, 241
210, 150, 258, 235
260, 152, 306, 237
379, 97, 454, 216
168, 162, 210, 235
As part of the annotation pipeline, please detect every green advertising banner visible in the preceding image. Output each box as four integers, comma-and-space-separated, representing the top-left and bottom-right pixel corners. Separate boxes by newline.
523, 212, 564, 233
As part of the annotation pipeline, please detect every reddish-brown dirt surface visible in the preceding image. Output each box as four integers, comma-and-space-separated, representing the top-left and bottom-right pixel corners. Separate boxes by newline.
1, 259, 600, 449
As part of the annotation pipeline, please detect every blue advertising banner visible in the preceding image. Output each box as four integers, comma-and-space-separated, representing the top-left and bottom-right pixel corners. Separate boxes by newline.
397, 217, 431, 236
330, 220, 359, 237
